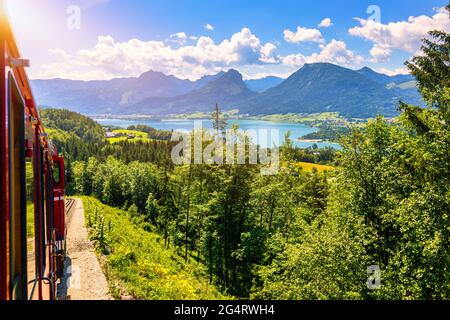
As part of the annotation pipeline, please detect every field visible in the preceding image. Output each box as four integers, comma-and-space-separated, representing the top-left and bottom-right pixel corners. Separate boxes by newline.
107, 129, 152, 144
295, 162, 334, 173
80, 196, 228, 300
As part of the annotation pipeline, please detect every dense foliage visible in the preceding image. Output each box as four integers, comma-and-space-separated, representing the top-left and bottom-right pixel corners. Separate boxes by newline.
81, 196, 227, 300
126, 125, 173, 141
300, 126, 351, 143
70, 151, 332, 297
41, 109, 105, 145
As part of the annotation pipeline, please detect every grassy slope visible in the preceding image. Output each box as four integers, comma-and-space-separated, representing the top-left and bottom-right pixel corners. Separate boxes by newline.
295, 162, 334, 173
107, 129, 152, 144
79, 196, 228, 300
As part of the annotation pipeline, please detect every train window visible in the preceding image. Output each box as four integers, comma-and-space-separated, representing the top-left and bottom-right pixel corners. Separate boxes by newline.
8, 72, 28, 300
53, 163, 61, 185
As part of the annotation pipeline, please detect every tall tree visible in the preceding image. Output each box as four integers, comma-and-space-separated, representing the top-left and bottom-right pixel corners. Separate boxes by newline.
211, 103, 228, 136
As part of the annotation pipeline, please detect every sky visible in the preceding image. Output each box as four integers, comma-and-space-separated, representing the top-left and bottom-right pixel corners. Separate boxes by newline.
4, 0, 450, 81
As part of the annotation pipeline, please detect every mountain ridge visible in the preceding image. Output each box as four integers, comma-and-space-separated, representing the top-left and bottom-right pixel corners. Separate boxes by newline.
128, 69, 256, 115
31, 63, 422, 118
237, 63, 421, 118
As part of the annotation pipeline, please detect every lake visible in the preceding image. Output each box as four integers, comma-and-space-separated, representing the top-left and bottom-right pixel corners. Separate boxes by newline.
95, 118, 342, 149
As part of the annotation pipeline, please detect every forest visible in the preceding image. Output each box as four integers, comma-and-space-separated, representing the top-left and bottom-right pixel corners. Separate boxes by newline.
42, 25, 449, 300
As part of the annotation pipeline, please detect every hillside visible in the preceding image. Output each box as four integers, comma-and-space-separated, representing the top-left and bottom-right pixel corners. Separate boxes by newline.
238, 63, 420, 118
41, 108, 105, 144
81, 197, 228, 300
41, 109, 106, 160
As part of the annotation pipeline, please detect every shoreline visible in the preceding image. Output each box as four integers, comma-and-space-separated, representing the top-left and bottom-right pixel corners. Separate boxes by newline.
297, 138, 323, 143
297, 138, 340, 145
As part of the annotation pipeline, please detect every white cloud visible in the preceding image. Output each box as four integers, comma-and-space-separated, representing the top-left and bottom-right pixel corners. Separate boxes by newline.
282, 54, 307, 68
205, 23, 214, 31
168, 32, 189, 45
369, 45, 391, 63
375, 67, 410, 76
318, 18, 333, 28
38, 28, 280, 81
48, 48, 71, 60
243, 71, 288, 80
349, 6, 450, 63
284, 26, 324, 43
260, 43, 278, 63
282, 39, 364, 68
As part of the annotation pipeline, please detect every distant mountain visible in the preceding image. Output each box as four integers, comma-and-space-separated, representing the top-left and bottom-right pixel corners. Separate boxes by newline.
132, 70, 193, 97
245, 76, 284, 93
193, 72, 226, 90
128, 69, 256, 115
356, 67, 415, 85
31, 70, 224, 114
31, 63, 422, 118
238, 63, 422, 118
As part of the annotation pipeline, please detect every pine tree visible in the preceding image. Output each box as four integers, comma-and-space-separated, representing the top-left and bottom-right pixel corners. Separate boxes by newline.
211, 103, 228, 136
404, 5, 450, 120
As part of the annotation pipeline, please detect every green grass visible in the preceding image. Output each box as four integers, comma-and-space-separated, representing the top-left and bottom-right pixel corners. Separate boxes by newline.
295, 162, 334, 173
107, 130, 152, 144
80, 196, 228, 300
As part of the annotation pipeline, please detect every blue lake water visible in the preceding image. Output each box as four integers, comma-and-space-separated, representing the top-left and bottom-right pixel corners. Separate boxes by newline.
95, 118, 342, 149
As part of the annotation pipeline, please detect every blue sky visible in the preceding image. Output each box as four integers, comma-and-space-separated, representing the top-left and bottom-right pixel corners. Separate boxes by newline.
5, 0, 450, 80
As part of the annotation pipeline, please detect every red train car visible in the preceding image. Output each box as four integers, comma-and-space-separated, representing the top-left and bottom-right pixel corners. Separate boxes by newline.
0, 2, 66, 300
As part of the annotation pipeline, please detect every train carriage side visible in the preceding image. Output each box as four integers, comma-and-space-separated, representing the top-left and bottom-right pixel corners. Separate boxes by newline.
0, 2, 67, 300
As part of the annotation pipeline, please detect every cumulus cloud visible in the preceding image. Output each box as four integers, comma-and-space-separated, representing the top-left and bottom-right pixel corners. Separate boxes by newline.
375, 67, 410, 76
260, 43, 278, 63
349, 6, 450, 62
284, 26, 324, 43
205, 23, 215, 31
48, 48, 71, 60
168, 32, 190, 45
369, 45, 392, 63
282, 39, 364, 68
318, 18, 333, 28
37, 28, 280, 81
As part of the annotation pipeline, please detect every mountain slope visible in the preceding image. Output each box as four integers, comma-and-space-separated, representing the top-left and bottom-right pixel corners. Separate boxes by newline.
238, 63, 419, 118
31, 71, 223, 114
32, 63, 422, 118
245, 76, 284, 92
356, 67, 415, 85
128, 69, 256, 115
81, 196, 227, 300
